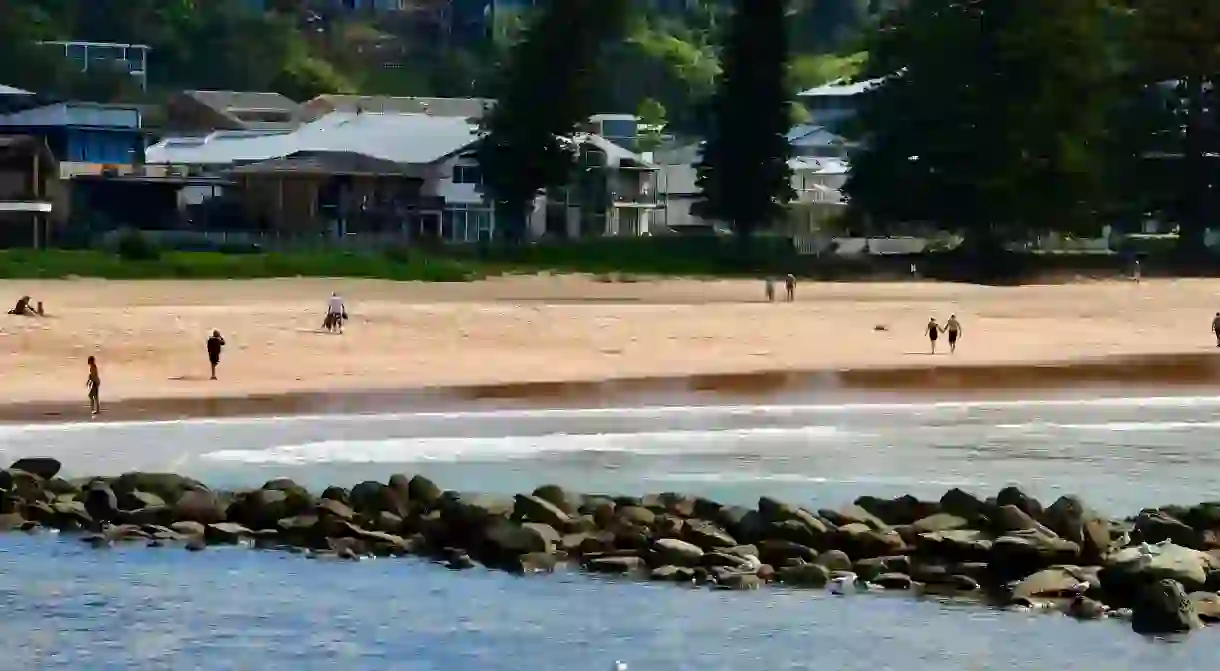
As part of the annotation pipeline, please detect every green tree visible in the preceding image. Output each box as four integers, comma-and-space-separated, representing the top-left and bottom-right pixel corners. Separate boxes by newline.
695, 0, 795, 241
845, 0, 1116, 253
477, 0, 632, 242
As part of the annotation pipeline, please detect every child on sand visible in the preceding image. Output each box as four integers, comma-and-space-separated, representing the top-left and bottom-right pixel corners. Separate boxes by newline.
764, 277, 775, 302
207, 330, 226, 380
926, 317, 940, 354
86, 356, 100, 415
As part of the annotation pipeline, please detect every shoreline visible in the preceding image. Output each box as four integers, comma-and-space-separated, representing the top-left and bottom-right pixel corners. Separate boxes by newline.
4, 351, 1220, 424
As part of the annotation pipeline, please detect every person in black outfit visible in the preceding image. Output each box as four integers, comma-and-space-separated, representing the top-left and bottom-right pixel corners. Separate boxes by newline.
207, 330, 225, 380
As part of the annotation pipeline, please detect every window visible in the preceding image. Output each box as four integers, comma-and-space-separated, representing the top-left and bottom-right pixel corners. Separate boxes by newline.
444, 205, 493, 242
453, 164, 482, 185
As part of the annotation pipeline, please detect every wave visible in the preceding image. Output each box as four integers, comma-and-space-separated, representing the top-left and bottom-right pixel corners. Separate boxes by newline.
5, 392, 1220, 435
199, 426, 844, 465
995, 420, 1220, 433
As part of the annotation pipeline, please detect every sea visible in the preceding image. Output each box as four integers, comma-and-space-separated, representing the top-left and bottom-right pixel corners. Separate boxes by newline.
3, 391, 1220, 670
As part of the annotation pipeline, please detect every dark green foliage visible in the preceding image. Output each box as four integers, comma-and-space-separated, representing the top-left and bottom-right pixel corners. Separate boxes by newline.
845, 0, 1116, 248
476, 0, 632, 242
115, 229, 160, 261
695, 0, 795, 239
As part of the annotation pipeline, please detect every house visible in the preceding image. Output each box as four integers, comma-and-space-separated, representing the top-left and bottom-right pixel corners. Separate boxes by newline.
0, 101, 146, 178
298, 95, 491, 123
796, 77, 882, 132
164, 90, 303, 134
40, 41, 152, 92
787, 124, 854, 159
530, 134, 659, 238
0, 136, 59, 248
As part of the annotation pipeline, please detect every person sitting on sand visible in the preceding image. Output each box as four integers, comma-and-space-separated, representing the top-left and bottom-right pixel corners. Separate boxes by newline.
926, 317, 941, 354
207, 330, 226, 380
7, 295, 35, 316
945, 314, 962, 354
323, 292, 347, 334
764, 277, 775, 302
86, 356, 101, 416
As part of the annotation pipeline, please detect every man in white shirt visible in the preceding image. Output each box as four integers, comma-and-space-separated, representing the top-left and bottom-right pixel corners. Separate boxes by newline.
325, 292, 347, 334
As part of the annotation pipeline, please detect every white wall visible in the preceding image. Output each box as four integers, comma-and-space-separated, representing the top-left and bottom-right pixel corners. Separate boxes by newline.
424, 155, 485, 205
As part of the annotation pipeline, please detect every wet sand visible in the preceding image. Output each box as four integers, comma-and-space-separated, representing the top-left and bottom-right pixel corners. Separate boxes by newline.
3, 275, 1220, 422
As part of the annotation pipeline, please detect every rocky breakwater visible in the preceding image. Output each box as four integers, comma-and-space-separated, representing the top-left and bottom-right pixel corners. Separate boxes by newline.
4, 457, 1220, 636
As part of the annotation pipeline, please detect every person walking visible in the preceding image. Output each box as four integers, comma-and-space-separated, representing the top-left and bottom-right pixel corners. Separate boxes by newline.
784, 274, 796, 302
944, 314, 963, 354
324, 291, 347, 334
207, 330, 226, 380
926, 317, 941, 354
86, 356, 101, 416
1212, 312, 1220, 348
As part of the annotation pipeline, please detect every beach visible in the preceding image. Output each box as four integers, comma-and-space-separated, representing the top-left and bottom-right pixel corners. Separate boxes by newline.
2, 275, 1219, 410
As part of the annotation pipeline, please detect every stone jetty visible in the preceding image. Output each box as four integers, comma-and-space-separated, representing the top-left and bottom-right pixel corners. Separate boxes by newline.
3, 456, 1220, 635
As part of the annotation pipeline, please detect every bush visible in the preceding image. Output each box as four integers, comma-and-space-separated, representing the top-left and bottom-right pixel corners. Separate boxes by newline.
115, 229, 161, 261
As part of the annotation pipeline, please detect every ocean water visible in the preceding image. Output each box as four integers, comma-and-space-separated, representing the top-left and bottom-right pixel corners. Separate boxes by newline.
3, 393, 1220, 669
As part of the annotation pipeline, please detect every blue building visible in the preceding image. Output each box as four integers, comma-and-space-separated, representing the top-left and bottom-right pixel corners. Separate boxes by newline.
0, 101, 145, 173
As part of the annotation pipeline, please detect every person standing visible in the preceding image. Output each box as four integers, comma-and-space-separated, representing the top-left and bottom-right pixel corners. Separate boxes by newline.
784, 274, 796, 302
1212, 312, 1220, 347
764, 277, 776, 302
86, 356, 101, 416
207, 330, 226, 380
945, 314, 963, 353
926, 317, 941, 354
325, 291, 347, 334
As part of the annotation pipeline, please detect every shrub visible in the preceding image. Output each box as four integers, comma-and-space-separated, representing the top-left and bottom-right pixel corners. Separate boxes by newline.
115, 229, 161, 261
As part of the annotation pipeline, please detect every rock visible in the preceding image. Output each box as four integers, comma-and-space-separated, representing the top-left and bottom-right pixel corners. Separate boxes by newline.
874, 573, 914, 590
815, 550, 853, 572
185, 536, 207, 552
446, 552, 476, 570
993, 505, 1055, 536
118, 505, 170, 527
653, 538, 704, 567
1134, 510, 1200, 548
835, 523, 907, 558
227, 488, 313, 531
320, 486, 350, 504
531, 484, 579, 515
915, 530, 993, 562
316, 498, 356, 522
1044, 496, 1087, 545
757, 539, 818, 566
854, 494, 940, 526
0, 513, 25, 531
716, 506, 763, 544
206, 522, 253, 544
9, 457, 61, 480
339, 521, 415, 555
118, 490, 166, 511
387, 474, 412, 497
650, 565, 696, 582
350, 481, 405, 517
171, 520, 206, 537
763, 519, 830, 550
1011, 566, 1093, 601
511, 552, 559, 574
50, 500, 93, 528
1131, 579, 1202, 634
854, 556, 909, 581
514, 494, 571, 528
819, 505, 889, 531
948, 575, 981, 591
112, 472, 206, 507
910, 513, 971, 535
83, 483, 119, 523
617, 506, 656, 527
486, 521, 559, 555
1082, 517, 1114, 563
586, 555, 646, 575
1067, 595, 1109, 620
683, 520, 737, 550
940, 488, 990, 523
777, 562, 830, 587
702, 551, 753, 569
373, 511, 404, 533
1189, 592, 1220, 622
988, 533, 1080, 581
995, 486, 1044, 522
407, 475, 443, 506
1101, 543, 1220, 594
715, 572, 763, 590
0, 469, 46, 502
173, 490, 226, 524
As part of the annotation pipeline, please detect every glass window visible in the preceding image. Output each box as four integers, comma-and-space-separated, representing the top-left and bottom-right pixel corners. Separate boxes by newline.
453, 164, 482, 185
441, 209, 454, 241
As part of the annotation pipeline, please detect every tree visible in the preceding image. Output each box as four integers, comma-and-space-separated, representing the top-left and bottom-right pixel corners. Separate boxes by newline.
845, 0, 1116, 253
1125, 0, 1220, 255
695, 0, 795, 241
477, 0, 632, 242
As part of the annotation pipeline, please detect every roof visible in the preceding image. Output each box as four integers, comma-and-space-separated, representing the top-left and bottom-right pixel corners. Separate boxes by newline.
789, 157, 850, 174
300, 95, 492, 122
0, 84, 32, 96
146, 111, 480, 167
227, 150, 421, 177
571, 133, 656, 169
798, 77, 884, 98
182, 90, 301, 130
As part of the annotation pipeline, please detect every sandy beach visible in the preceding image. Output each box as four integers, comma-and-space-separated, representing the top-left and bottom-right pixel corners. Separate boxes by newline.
2, 274, 1219, 408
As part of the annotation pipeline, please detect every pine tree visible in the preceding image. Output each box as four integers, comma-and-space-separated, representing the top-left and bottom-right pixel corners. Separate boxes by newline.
695, 0, 795, 241
477, 0, 632, 243
845, 0, 1116, 252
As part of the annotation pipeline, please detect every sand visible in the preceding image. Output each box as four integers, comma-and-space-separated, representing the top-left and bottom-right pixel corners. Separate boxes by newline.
1, 274, 1217, 405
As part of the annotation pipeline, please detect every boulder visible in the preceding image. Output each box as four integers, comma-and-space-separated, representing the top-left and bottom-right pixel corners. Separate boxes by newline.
835, 523, 907, 559
514, 494, 571, 528
653, 514, 685, 538
716, 506, 763, 544
616, 506, 656, 527
1131, 579, 1202, 634
173, 490, 227, 525
485, 521, 559, 556
939, 488, 990, 524
9, 457, 61, 481
227, 488, 313, 531
815, 549, 854, 572
320, 486, 350, 504
915, 529, 993, 562
0, 469, 46, 502
387, 474, 412, 497
683, 520, 737, 550
1066, 595, 1109, 620
650, 565, 697, 582
350, 481, 405, 517
854, 556, 910, 581
83, 483, 119, 523
910, 513, 971, 535
994, 486, 1044, 521
854, 494, 940, 526
1044, 496, 1088, 544
316, 498, 356, 522
407, 475, 443, 506
1189, 591, 1220, 622
763, 519, 830, 550
112, 472, 206, 507
988, 533, 1081, 580
777, 562, 830, 587
1100, 543, 1220, 594
1011, 566, 1093, 601
757, 539, 818, 566
715, 572, 763, 590
0, 513, 25, 531
653, 538, 705, 567
874, 573, 914, 590
118, 490, 166, 511
171, 520, 206, 537
993, 505, 1054, 536
206, 522, 253, 544
1134, 510, 1200, 548
819, 505, 889, 531
531, 484, 579, 515
1082, 517, 1114, 563
585, 555, 646, 575
702, 551, 754, 569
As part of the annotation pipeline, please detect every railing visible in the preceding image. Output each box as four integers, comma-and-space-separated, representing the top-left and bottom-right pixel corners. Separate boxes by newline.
95, 229, 422, 252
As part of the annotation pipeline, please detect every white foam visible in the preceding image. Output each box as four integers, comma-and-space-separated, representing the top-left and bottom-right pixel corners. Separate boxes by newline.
652, 472, 987, 488
199, 426, 843, 465
996, 420, 1220, 433
3, 393, 1220, 436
